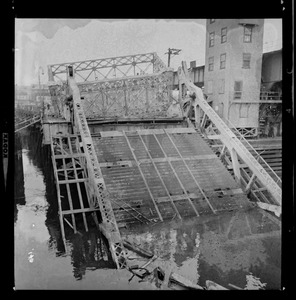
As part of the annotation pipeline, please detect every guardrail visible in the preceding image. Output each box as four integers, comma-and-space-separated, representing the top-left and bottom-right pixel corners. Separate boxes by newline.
15, 114, 41, 133
224, 117, 282, 187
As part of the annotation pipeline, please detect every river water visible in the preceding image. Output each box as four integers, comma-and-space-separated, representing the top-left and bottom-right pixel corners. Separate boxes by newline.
14, 127, 281, 290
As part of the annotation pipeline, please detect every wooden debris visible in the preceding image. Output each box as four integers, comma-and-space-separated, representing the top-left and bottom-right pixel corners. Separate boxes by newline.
127, 255, 158, 282
168, 272, 204, 290
228, 283, 243, 290
206, 280, 228, 290
123, 240, 154, 259
140, 255, 158, 269
256, 202, 281, 217
129, 265, 139, 270
153, 267, 165, 288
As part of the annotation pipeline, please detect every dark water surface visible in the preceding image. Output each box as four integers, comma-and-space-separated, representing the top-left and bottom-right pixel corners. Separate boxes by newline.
14, 127, 281, 290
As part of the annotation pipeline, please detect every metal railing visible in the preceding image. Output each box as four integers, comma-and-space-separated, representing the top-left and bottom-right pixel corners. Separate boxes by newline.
178, 61, 281, 205
15, 114, 41, 133
224, 117, 282, 187
260, 91, 282, 101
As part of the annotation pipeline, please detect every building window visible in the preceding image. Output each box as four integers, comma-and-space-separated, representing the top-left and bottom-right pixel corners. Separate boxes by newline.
221, 27, 227, 43
210, 19, 215, 23
243, 53, 251, 68
243, 25, 253, 43
234, 81, 243, 99
207, 80, 213, 94
220, 53, 226, 69
239, 105, 249, 118
219, 79, 225, 94
208, 56, 214, 71
209, 32, 215, 47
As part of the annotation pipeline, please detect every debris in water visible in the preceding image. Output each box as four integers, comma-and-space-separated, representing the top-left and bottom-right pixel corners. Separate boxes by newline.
245, 273, 267, 290
168, 272, 204, 290
206, 280, 228, 290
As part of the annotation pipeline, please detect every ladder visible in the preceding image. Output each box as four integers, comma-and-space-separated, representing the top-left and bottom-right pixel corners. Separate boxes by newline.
178, 61, 281, 205
66, 66, 127, 269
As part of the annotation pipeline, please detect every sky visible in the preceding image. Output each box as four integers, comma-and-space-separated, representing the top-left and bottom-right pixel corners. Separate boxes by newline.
14, 19, 282, 86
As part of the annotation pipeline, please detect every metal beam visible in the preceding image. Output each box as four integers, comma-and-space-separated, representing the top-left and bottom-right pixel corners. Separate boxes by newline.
152, 133, 199, 217
122, 131, 164, 222
67, 65, 127, 269
178, 61, 281, 205
230, 148, 241, 184
137, 132, 182, 220
163, 129, 216, 214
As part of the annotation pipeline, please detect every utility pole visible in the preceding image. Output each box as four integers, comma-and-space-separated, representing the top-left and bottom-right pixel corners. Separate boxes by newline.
38, 66, 44, 117
165, 48, 182, 67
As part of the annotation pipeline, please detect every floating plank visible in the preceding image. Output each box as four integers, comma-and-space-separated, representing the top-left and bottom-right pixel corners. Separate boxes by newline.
123, 240, 154, 259
228, 283, 243, 290
169, 272, 204, 290
206, 280, 228, 290
256, 202, 281, 217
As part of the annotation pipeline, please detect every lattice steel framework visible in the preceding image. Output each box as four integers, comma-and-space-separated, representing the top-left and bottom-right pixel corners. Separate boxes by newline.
78, 72, 173, 119
47, 52, 172, 120
178, 61, 282, 206
48, 52, 167, 83
66, 66, 127, 269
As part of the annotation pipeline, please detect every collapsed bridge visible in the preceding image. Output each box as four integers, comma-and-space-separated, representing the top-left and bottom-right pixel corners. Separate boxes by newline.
44, 52, 281, 269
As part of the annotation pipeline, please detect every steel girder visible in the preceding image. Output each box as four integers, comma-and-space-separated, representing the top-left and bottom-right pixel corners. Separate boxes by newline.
48, 52, 167, 83
47, 52, 172, 120
67, 66, 127, 269
177, 61, 282, 206
78, 71, 174, 119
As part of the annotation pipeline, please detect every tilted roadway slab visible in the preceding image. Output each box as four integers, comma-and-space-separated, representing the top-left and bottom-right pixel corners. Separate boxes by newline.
92, 127, 252, 226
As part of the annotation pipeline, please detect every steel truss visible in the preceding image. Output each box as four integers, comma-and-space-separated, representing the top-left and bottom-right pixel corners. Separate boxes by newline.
48, 52, 167, 83
78, 71, 173, 119
47, 53, 172, 120
66, 66, 127, 269
15, 114, 41, 133
177, 61, 281, 207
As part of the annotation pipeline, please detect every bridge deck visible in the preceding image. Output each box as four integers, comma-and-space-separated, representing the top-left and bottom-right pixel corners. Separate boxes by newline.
92, 128, 250, 225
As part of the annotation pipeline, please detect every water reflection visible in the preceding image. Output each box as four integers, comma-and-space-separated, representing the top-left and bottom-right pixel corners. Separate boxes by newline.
69, 229, 115, 280
14, 133, 25, 223
122, 208, 281, 289
14, 126, 281, 289
14, 127, 115, 288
